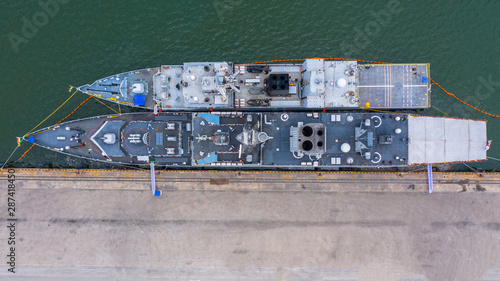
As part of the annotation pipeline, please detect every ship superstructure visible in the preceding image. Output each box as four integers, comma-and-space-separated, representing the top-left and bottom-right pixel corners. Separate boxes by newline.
78, 59, 430, 111
25, 112, 486, 169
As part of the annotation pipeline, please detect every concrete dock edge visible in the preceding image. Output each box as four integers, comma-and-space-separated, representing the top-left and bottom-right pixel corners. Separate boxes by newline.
2, 168, 499, 193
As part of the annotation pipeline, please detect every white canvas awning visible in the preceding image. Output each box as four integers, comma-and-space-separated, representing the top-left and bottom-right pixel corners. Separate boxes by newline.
408, 116, 487, 164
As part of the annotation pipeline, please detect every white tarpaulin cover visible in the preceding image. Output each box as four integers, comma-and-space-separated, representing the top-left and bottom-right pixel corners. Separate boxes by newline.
408, 116, 487, 164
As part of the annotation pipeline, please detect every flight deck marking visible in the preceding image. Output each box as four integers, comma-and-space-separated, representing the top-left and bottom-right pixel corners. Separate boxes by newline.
87, 118, 108, 158
390, 65, 393, 108
124, 126, 149, 151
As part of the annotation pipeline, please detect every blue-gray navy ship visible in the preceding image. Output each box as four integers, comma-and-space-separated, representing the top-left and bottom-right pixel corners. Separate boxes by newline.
24, 111, 486, 169
78, 59, 431, 111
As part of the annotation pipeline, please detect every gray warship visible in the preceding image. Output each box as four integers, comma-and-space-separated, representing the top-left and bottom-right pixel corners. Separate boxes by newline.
24, 111, 486, 169
78, 59, 431, 111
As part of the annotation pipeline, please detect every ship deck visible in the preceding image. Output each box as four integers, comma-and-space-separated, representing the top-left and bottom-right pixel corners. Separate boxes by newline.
358, 63, 430, 108
78, 60, 431, 111
79, 68, 160, 109
25, 111, 486, 169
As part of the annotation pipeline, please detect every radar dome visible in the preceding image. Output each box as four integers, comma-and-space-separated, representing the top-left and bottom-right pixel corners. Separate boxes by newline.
341, 143, 351, 153
336, 78, 347, 88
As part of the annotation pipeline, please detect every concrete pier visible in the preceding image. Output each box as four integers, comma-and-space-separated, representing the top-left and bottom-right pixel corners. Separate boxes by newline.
1, 169, 500, 281
5, 168, 500, 193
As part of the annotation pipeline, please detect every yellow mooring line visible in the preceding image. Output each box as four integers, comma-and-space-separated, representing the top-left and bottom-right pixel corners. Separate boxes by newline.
431, 105, 449, 117
92, 96, 118, 114
25, 90, 78, 136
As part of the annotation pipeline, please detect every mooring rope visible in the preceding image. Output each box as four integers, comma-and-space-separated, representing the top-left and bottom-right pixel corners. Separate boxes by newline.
16, 89, 92, 164
0, 145, 21, 170
55, 96, 92, 125
431, 105, 449, 117
487, 156, 500, 162
462, 163, 478, 173
17, 143, 35, 162
430, 78, 500, 118
24, 90, 78, 136
92, 96, 119, 114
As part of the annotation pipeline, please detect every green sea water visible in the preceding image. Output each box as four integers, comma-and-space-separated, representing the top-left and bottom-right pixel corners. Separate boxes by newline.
1, 0, 499, 170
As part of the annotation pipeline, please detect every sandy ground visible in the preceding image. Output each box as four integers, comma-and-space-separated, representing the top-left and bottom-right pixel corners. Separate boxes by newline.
0, 170, 500, 280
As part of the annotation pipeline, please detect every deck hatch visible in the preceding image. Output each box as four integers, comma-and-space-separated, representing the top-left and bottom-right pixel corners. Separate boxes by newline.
155, 132, 163, 146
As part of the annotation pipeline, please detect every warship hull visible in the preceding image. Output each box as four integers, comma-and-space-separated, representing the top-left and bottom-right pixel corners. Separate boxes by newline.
24, 112, 486, 170
78, 59, 431, 111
